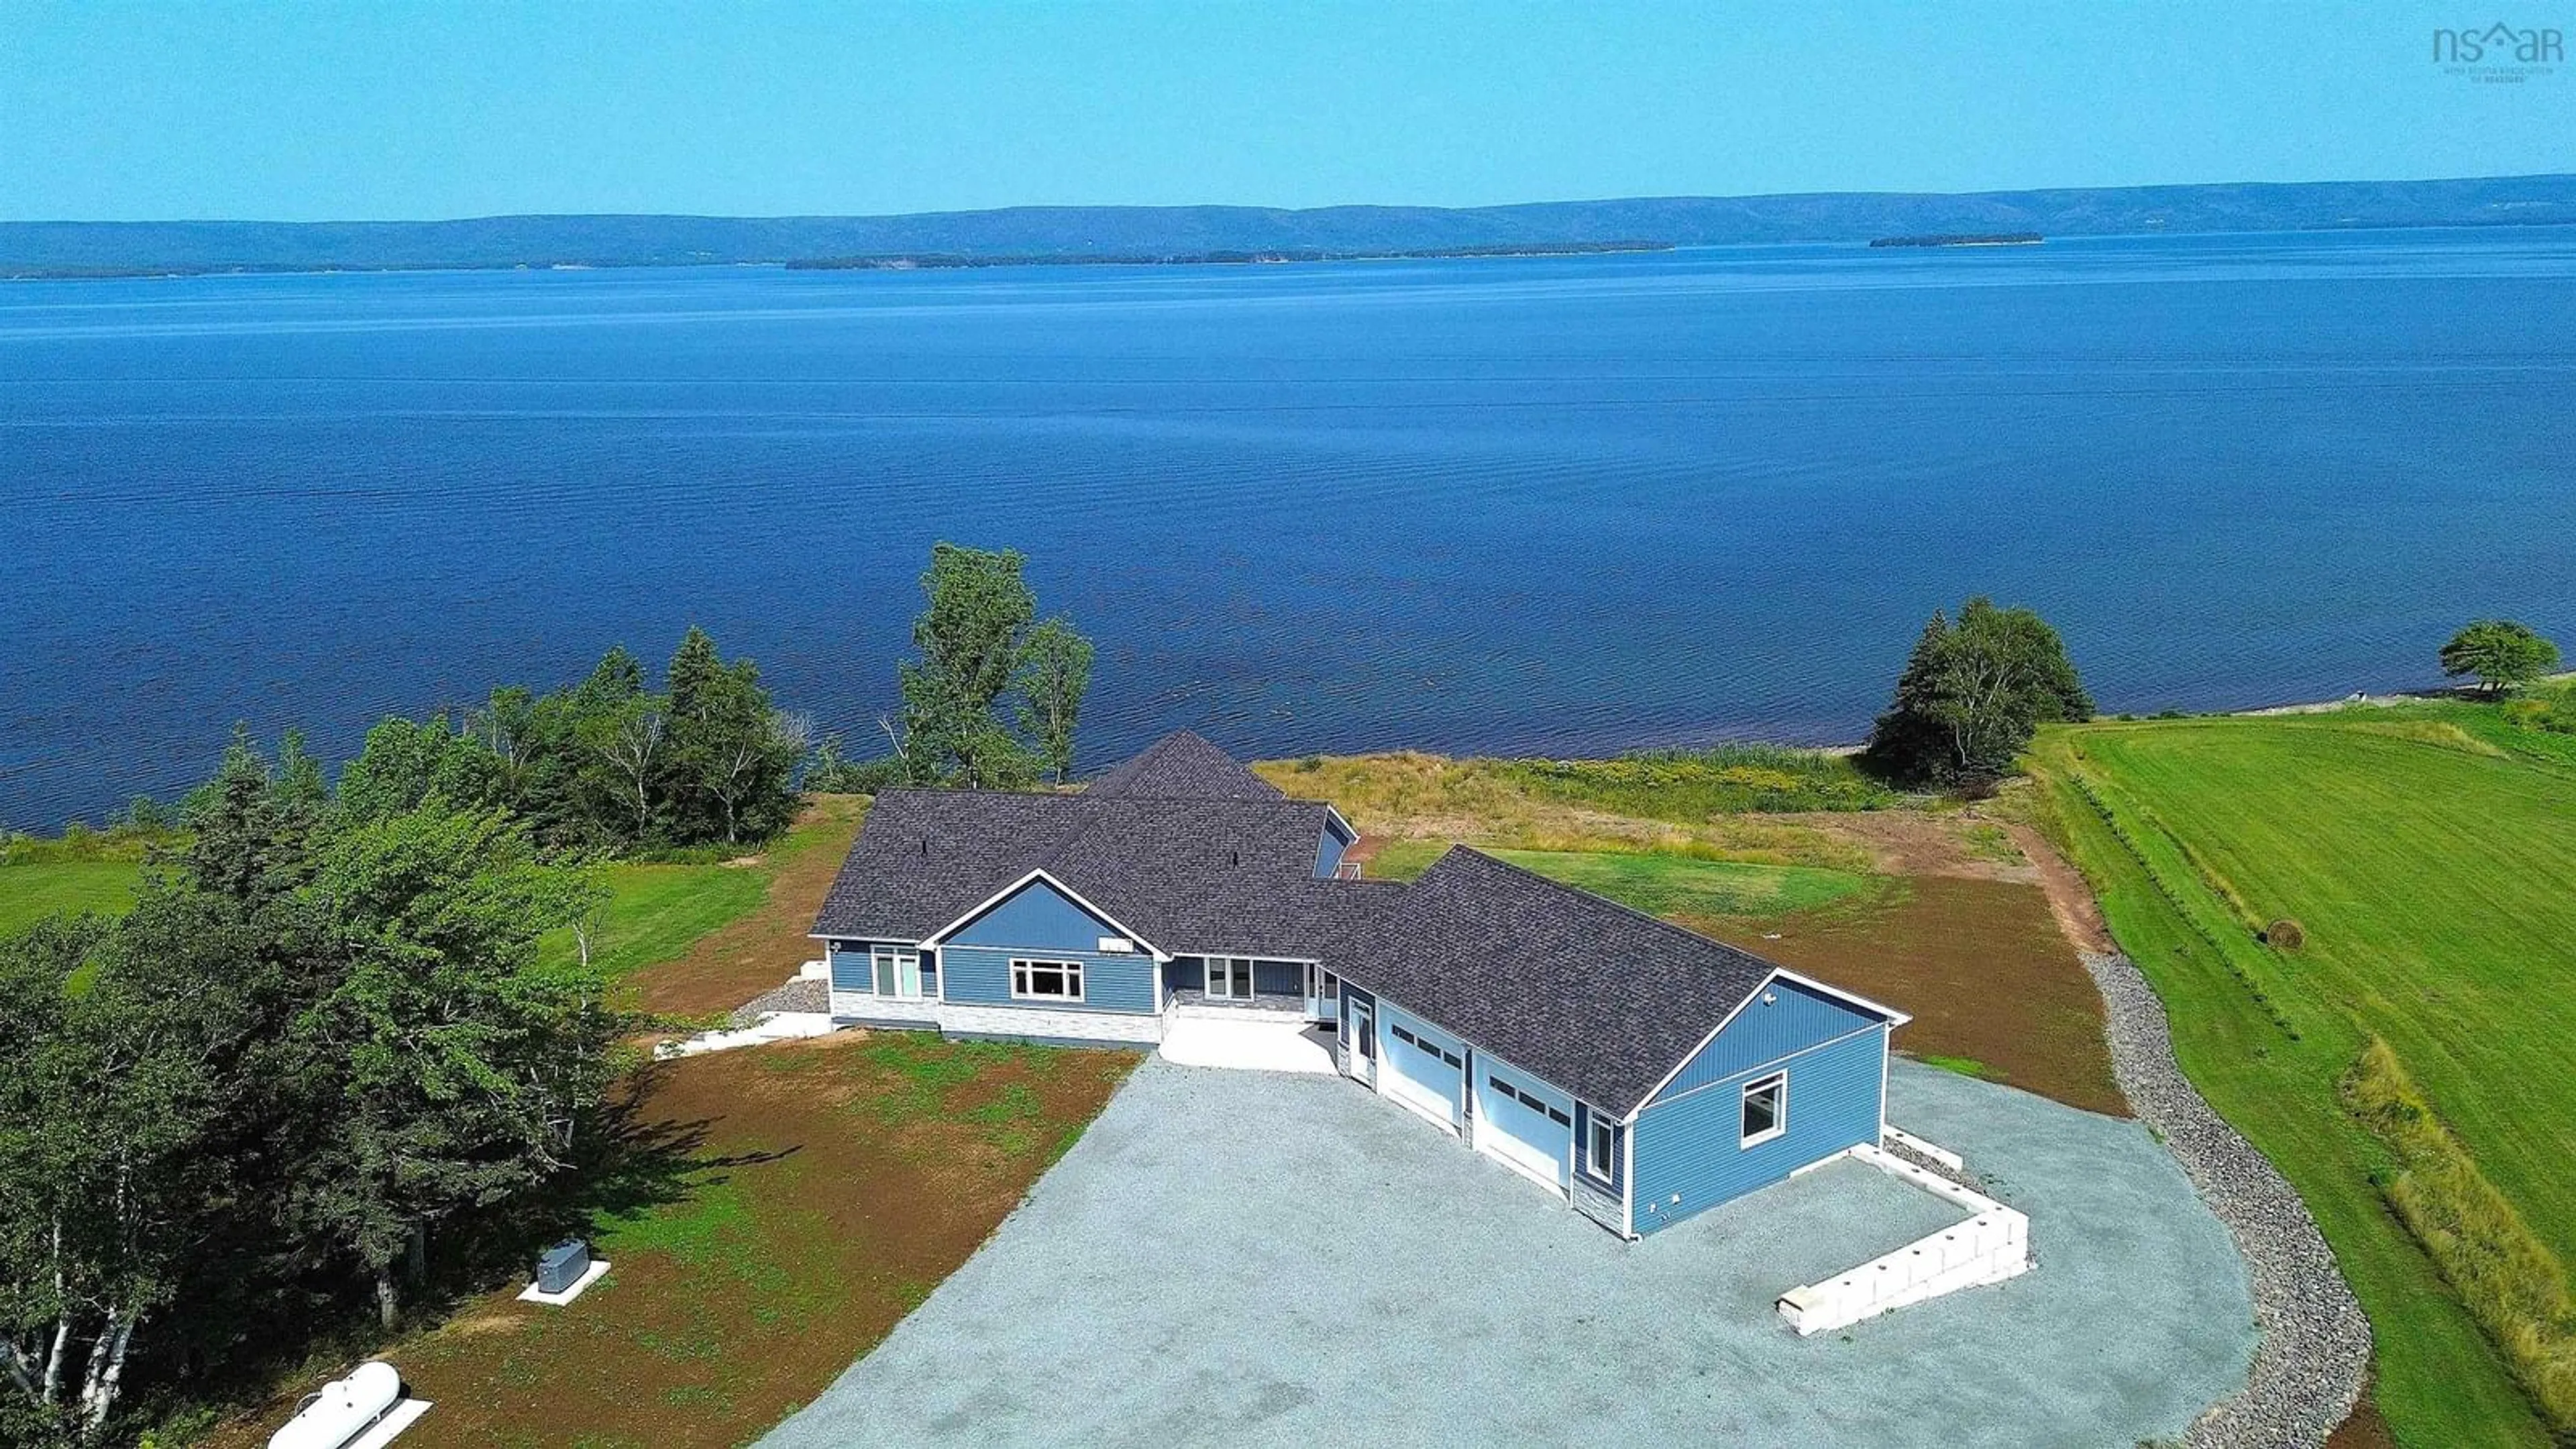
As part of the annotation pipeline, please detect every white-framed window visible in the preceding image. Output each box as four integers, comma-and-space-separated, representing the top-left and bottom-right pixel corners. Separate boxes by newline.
1584, 1112, 1616, 1182
1010, 958, 1084, 1002
1207, 955, 1252, 1000
1739, 1071, 1788, 1148
872, 945, 924, 999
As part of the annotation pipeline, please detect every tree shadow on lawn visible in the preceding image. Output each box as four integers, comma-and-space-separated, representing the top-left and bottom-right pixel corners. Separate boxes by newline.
189, 1059, 800, 1447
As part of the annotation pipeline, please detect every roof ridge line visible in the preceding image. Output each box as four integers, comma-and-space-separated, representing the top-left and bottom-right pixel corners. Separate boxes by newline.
1442, 845, 1778, 971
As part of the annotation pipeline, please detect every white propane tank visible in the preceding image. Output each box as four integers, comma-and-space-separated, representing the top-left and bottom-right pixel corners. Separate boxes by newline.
267, 1360, 402, 1449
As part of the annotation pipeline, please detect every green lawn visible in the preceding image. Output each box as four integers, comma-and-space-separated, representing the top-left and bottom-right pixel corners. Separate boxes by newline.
0, 859, 144, 934
0, 849, 777, 985
547, 862, 770, 981
1364, 840, 1867, 918
2030, 705, 2576, 1446
537, 796, 867, 987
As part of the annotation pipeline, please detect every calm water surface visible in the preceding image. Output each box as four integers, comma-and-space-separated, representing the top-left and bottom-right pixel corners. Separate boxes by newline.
5, 230, 2574, 828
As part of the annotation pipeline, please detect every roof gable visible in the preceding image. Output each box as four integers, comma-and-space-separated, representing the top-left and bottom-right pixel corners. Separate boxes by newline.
1084, 730, 1285, 802
1644, 974, 1888, 1106
812, 784, 1369, 961
930, 870, 1161, 957
1329, 848, 1794, 1117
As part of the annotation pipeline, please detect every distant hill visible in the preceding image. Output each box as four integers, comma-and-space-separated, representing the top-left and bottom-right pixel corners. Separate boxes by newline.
7, 174, 2576, 277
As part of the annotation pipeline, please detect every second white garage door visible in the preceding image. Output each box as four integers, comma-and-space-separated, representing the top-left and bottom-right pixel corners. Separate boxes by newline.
1475, 1061, 1573, 1194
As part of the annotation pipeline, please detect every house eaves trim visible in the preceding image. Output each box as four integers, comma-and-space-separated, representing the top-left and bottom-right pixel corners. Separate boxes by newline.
1617, 967, 1911, 1124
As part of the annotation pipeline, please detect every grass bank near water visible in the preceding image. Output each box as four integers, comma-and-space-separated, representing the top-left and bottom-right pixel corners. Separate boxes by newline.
2030, 703, 2576, 1446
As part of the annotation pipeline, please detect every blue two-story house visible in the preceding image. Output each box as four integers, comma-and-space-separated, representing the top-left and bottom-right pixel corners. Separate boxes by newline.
812, 730, 1910, 1238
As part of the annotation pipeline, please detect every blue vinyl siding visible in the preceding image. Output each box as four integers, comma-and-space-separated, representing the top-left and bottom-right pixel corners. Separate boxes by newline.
826, 939, 907, 994
1629, 1023, 1890, 1234
1168, 956, 1205, 994
1649, 976, 1887, 1105
938, 944, 1159, 1014
945, 875, 1136, 954
933, 876, 1160, 1013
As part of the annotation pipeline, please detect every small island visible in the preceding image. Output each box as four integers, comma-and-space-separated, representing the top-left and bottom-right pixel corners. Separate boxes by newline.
1868, 233, 2044, 248
784, 239, 1672, 270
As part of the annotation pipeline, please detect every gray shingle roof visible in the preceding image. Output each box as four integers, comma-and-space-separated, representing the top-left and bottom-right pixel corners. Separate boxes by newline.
810, 741, 1367, 959
812, 734, 1862, 1120
1083, 729, 1285, 802
1329, 847, 1788, 1118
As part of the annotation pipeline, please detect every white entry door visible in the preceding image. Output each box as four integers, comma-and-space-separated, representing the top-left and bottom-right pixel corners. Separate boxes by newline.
1348, 1000, 1377, 1085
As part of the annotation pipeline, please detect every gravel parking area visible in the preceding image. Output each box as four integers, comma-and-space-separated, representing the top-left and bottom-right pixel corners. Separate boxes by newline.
763, 1055, 2253, 1448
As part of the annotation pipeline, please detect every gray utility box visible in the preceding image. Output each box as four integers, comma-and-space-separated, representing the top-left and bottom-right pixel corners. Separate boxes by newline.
536, 1239, 590, 1295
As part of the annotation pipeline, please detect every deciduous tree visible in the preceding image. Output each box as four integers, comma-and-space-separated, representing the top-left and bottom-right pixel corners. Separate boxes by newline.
1016, 617, 1094, 785
2439, 619, 2560, 695
1865, 596, 2092, 786
286, 802, 612, 1330
900, 544, 1042, 788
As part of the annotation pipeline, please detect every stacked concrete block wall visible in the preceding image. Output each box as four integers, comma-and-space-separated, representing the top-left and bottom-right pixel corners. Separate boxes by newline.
1774, 1143, 2032, 1336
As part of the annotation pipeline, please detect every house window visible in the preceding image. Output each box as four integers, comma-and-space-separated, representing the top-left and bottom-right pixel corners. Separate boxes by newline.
1585, 1114, 1615, 1183
872, 946, 924, 999
1010, 958, 1084, 1002
1207, 955, 1252, 1000
1740, 1072, 1788, 1148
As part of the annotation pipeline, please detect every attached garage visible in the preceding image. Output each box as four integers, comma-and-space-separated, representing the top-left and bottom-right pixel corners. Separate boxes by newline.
1474, 1058, 1573, 1194
1379, 1004, 1465, 1133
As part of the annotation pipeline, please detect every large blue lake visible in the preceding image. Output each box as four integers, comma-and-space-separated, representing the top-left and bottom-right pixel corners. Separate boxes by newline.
6, 229, 2574, 828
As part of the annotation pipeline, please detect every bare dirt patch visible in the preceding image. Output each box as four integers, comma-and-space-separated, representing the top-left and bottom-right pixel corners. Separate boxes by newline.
631, 796, 867, 1017
1695, 873, 2128, 1118
2002, 821, 2116, 955
207, 1032, 1136, 1449
2326, 1385, 2398, 1449
1767, 808, 2041, 883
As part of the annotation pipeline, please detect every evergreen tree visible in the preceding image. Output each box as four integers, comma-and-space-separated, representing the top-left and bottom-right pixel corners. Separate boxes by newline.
180, 727, 317, 906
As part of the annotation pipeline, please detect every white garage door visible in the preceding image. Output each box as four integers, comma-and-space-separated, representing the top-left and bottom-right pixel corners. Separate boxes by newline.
1383, 1014, 1464, 1132
1477, 1065, 1572, 1193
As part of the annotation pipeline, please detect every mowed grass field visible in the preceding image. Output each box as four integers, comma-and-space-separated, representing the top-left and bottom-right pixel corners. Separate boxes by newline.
2030, 707, 2576, 1446
0, 857, 143, 933
532, 794, 868, 1012
1362, 838, 1868, 917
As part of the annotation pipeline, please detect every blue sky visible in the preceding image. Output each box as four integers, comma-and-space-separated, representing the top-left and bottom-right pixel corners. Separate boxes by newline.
3, 1, 2569, 221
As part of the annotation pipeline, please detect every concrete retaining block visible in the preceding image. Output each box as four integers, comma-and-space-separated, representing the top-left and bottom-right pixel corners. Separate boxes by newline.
1776, 1137, 2032, 1336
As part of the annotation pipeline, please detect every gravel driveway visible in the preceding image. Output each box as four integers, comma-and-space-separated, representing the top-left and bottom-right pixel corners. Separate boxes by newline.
763, 1057, 2254, 1448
